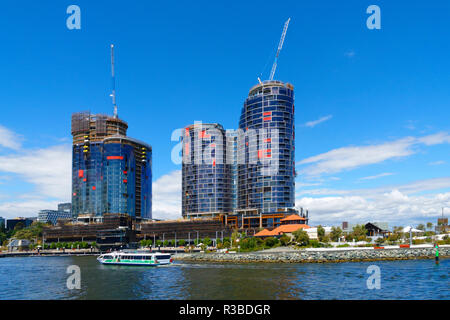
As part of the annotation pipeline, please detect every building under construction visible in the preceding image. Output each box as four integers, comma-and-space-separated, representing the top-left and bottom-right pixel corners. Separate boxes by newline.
71, 111, 152, 220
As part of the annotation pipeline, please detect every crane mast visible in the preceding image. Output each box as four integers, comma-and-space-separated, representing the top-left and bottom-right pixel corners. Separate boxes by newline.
110, 44, 118, 119
269, 18, 290, 81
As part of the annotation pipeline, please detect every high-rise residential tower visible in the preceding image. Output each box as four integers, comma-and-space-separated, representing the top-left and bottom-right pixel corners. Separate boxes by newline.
71, 112, 152, 220
181, 123, 233, 218
236, 80, 295, 225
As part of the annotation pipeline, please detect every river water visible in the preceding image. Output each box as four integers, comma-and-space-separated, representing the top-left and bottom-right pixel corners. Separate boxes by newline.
0, 256, 448, 300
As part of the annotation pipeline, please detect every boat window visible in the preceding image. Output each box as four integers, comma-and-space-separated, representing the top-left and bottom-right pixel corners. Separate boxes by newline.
156, 255, 171, 260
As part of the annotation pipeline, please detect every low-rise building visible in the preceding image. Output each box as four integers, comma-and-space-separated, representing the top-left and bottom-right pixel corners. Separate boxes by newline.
254, 214, 310, 238
7, 239, 31, 252
6, 218, 34, 231
38, 210, 73, 225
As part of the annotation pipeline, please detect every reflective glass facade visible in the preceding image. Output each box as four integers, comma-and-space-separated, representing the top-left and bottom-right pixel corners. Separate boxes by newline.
71, 113, 152, 219
237, 80, 295, 214
181, 123, 233, 218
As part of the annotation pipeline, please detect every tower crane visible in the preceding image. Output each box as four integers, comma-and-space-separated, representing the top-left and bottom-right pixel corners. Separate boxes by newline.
269, 18, 290, 81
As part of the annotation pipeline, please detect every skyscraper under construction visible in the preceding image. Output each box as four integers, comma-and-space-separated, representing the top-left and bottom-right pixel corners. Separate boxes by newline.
71, 112, 152, 220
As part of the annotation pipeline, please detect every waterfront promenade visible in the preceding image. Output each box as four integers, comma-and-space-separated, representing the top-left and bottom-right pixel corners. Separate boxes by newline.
0, 248, 100, 258
173, 244, 450, 263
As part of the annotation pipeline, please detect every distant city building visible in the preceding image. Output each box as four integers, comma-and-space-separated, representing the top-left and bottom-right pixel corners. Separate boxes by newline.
0, 217, 5, 228
38, 210, 73, 225
71, 112, 152, 220
181, 123, 233, 218
236, 80, 296, 225
436, 217, 449, 234
58, 203, 72, 213
6, 218, 34, 231
7, 239, 31, 252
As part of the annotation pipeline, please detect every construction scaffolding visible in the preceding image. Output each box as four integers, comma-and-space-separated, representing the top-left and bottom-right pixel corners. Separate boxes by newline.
71, 111, 91, 135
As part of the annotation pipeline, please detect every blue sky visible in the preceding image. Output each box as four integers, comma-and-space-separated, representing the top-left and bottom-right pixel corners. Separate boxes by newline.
0, 1, 449, 227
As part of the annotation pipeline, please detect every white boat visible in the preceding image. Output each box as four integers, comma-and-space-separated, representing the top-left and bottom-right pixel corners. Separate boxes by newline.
97, 250, 173, 266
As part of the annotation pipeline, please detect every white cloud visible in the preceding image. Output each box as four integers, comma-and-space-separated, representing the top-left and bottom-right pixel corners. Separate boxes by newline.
429, 160, 445, 166
303, 115, 333, 128
0, 145, 72, 199
417, 132, 450, 145
296, 178, 450, 226
0, 126, 71, 218
152, 170, 181, 220
0, 125, 22, 150
297, 132, 450, 177
0, 198, 61, 219
359, 172, 394, 181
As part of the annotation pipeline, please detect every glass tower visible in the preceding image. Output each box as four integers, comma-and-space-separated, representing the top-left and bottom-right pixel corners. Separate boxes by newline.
71, 112, 152, 219
237, 80, 295, 215
181, 123, 232, 218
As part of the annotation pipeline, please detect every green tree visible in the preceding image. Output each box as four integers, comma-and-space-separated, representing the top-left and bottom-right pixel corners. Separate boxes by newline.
178, 239, 186, 246
417, 224, 425, 231
279, 234, 290, 246
317, 225, 325, 242
240, 238, 258, 251
163, 240, 169, 247
13, 222, 25, 232
91, 242, 97, 248
330, 226, 343, 242
349, 225, 368, 241
231, 231, 240, 246
293, 229, 310, 246
426, 222, 433, 231
203, 237, 212, 246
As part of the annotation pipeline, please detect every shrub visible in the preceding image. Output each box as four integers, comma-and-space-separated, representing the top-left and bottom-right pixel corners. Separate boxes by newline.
309, 239, 321, 248
375, 237, 384, 246
178, 239, 186, 246
263, 237, 278, 248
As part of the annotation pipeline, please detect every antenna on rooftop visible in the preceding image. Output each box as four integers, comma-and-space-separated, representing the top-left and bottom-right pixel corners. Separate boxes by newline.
110, 44, 118, 119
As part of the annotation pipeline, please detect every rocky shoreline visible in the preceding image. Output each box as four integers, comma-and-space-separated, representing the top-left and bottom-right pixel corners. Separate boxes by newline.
173, 246, 450, 263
